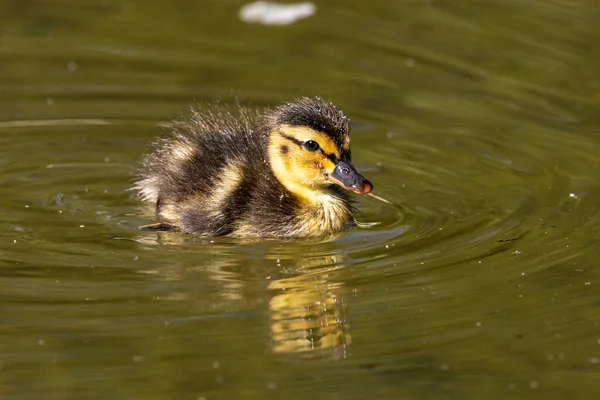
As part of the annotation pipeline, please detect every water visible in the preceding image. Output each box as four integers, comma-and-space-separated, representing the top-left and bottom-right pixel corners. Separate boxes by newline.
1, 1, 600, 398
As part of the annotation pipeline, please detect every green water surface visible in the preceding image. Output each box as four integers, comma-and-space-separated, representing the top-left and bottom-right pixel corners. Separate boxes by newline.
1, 1, 600, 399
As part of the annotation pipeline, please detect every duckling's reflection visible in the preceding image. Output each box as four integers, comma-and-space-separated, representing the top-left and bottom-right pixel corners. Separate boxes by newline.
268, 262, 351, 360
135, 232, 352, 360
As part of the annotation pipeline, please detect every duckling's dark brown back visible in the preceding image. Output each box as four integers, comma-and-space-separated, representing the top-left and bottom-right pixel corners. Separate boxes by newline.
134, 105, 268, 235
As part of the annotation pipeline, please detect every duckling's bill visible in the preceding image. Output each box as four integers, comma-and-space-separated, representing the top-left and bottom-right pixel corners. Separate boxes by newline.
326, 161, 373, 194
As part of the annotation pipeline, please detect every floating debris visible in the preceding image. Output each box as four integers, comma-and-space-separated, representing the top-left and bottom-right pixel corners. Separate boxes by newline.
239, 1, 316, 26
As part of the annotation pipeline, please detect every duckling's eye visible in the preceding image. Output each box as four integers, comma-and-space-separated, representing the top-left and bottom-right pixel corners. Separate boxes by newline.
304, 140, 320, 152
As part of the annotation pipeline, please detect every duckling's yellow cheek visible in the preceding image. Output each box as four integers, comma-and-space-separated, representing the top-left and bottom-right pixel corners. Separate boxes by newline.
283, 158, 291, 171
300, 159, 320, 173
322, 158, 336, 173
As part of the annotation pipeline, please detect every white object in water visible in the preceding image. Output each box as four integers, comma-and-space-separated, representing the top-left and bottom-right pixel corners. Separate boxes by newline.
239, 1, 316, 26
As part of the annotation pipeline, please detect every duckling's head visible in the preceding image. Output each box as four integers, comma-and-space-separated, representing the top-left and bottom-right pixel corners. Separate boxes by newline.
267, 97, 372, 201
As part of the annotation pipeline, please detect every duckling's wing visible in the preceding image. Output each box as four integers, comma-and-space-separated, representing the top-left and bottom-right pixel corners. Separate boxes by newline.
134, 103, 266, 235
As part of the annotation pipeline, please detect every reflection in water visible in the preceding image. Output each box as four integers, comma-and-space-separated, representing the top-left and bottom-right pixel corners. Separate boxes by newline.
268, 261, 351, 360
137, 232, 353, 360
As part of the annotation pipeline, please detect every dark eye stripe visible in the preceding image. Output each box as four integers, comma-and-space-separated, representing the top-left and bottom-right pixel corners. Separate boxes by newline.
324, 152, 337, 163
278, 132, 304, 147
278, 131, 338, 162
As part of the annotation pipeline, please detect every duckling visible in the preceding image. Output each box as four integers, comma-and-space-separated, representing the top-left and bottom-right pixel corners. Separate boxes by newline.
133, 97, 373, 238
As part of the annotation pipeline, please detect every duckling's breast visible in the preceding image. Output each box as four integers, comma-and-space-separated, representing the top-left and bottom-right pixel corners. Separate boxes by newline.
295, 192, 354, 236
